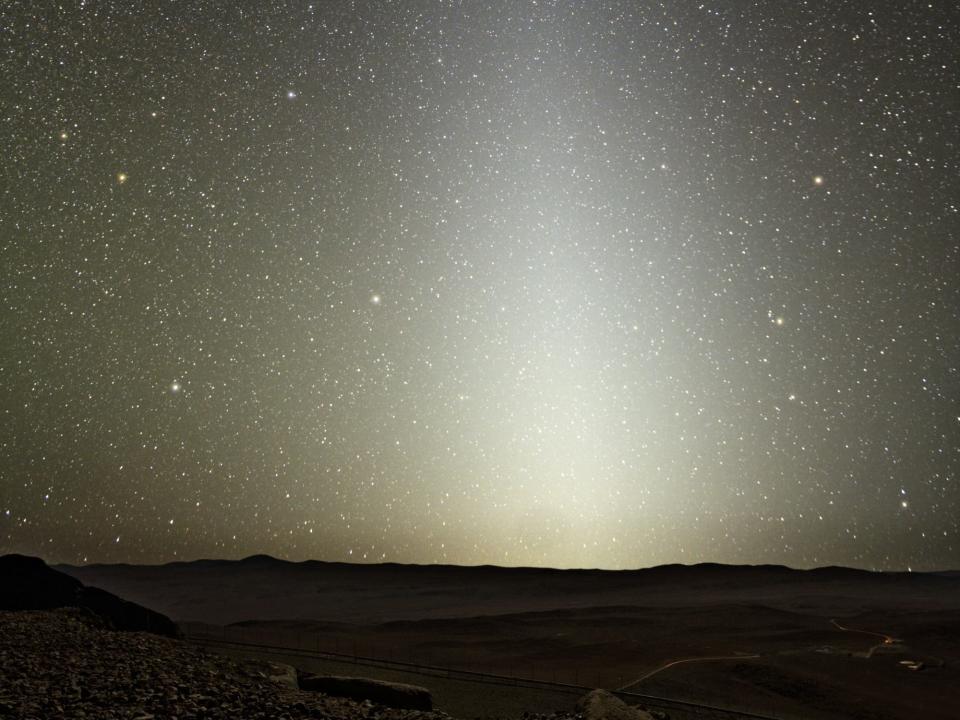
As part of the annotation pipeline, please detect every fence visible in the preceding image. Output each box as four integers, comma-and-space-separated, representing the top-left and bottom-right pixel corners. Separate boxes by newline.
181, 622, 783, 720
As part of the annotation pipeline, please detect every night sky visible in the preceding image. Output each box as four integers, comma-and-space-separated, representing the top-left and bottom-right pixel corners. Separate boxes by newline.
2, 1, 957, 571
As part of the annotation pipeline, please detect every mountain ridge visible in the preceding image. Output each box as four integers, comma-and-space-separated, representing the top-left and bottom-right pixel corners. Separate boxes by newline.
54, 554, 960, 626
55, 554, 957, 578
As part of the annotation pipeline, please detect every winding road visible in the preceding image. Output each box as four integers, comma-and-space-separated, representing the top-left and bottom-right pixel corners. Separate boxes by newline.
618, 653, 761, 691
618, 617, 902, 691
830, 618, 898, 657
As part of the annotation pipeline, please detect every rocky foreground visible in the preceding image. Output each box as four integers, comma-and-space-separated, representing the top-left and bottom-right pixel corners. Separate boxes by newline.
0, 552, 664, 720
0, 609, 463, 720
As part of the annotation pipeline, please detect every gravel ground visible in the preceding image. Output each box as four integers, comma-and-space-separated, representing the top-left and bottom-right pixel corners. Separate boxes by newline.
0, 609, 466, 720
197, 643, 588, 720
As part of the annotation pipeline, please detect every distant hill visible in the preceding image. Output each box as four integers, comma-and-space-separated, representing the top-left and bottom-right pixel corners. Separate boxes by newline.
1, 554, 178, 636
55, 556, 960, 625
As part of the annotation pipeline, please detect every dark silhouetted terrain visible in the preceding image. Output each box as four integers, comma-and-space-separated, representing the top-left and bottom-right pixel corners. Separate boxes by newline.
0, 554, 177, 636
57, 557, 960, 719
58, 556, 960, 624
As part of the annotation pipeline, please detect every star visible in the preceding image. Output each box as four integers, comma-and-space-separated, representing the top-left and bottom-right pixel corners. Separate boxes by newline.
2, 0, 953, 573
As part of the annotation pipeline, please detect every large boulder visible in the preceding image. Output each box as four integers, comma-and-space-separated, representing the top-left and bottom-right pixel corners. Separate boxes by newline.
298, 672, 432, 710
0, 554, 178, 637
576, 689, 655, 720
241, 659, 300, 689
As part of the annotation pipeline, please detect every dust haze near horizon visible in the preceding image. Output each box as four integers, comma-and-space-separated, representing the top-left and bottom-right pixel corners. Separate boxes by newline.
1, 1, 957, 571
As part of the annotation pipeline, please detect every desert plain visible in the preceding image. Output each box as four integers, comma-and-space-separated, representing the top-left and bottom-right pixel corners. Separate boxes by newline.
57, 558, 960, 719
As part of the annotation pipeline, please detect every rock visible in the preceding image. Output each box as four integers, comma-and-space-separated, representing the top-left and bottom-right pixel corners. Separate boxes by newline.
576, 689, 654, 720
2, 609, 458, 720
298, 673, 433, 710
0, 554, 178, 637
242, 659, 300, 689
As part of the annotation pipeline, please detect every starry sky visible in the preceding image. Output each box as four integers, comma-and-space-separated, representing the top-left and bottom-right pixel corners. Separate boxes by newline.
2, 1, 957, 571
